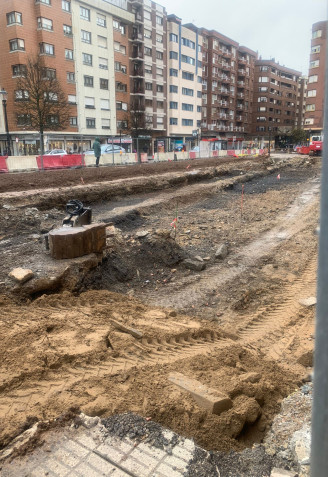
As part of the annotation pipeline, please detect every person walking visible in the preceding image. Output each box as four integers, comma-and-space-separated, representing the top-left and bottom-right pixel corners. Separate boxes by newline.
92, 137, 101, 167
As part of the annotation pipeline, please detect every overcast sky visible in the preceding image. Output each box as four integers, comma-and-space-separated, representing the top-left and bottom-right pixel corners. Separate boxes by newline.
161, 0, 327, 75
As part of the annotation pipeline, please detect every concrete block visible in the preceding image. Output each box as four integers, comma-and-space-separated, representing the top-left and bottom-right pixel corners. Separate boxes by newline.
168, 372, 232, 415
270, 468, 297, 477
8, 268, 34, 284
49, 223, 106, 259
299, 297, 316, 307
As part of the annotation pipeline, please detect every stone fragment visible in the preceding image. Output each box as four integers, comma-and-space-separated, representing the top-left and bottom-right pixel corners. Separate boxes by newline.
270, 468, 297, 477
240, 372, 262, 383
49, 223, 106, 259
299, 297, 316, 307
182, 258, 206, 271
136, 230, 149, 238
215, 243, 228, 259
8, 268, 34, 284
169, 372, 232, 415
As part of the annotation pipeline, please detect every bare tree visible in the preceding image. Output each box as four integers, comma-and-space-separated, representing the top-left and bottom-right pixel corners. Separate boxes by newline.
14, 55, 71, 154
124, 97, 152, 161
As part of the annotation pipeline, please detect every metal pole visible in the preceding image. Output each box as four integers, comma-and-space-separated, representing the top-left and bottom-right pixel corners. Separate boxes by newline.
39, 131, 44, 170
311, 28, 328, 477
111, 135, 114, 165
2, 99, 11, 156
268, 128, 271, 157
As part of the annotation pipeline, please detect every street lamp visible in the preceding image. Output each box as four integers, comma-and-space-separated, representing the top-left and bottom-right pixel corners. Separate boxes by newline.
0, 89, 11, 156
268, 127, 272, 157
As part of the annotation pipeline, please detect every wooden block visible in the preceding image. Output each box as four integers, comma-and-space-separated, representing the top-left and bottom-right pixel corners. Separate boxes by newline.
169, 372, 232, 415
49, 223, 106, 259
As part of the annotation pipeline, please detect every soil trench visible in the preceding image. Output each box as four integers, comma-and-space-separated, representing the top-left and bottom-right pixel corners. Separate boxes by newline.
0, 155, 319, 459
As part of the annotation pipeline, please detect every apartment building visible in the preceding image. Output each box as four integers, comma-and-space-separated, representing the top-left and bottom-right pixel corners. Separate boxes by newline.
0, 0, 78, 155
167, 16, 202, 150
200, 28, 257, 147
129, 0, 167, 153
304, 21, 327, 135
252, 59, 301, 146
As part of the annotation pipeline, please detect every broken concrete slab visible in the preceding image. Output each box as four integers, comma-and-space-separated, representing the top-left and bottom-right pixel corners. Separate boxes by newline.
270, 468, 297, 477
136, 230, 150, 238
168, 372, 232, 415
8, 268, 34, 284
299, 297, 316, 307
49, 223, 106, 259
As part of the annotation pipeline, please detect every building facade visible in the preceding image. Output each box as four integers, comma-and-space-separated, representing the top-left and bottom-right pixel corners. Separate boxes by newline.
304, 21, 327, 135
296, 76, 308, 130
252, 59, 301, 147
167, 16, 202, 150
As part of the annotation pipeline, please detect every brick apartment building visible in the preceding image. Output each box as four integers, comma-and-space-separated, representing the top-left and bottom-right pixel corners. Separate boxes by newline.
304, 20, 327, 136
252, 59, 301, 148
296, 76, 308, 130
200, 28, 257, 149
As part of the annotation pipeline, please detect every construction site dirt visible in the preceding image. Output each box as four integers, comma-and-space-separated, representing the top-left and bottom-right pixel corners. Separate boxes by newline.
0, 154, 319, 475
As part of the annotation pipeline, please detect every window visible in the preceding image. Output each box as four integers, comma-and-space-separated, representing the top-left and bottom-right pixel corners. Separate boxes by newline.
116, 82, 127, 92
42, 68, 56, 79
170, 33, 178, 43
12, 64, 26, 77
15, 90, 29, 101
258, 96, 267, 102
170, 51, 178, 60
182, 119, 193, 126
144, 29, 151, 39
37, 17, 53, 30
116, 101, 127, 111
62, 1, 71, 12
157, 84, 164, 92
84, 75, 94, 87
65, 49, 73, 60
9, 39, 25, 51
258, 106, 267, 112
114, 41, 120, 51
305, 118, 314, 125
81, 30, 91, 43
256, 116, 266, 122
98, 36, 107, 48
309, 60, 319, 68
68, 94, 76, 104
113, 20, 120, 29
47, 115, 59, 125
259, 77, 269, 82
156, 15, 163, 25
17, 114, 31, 126
311, 45, 321, 54
312, 29, 322, 39
182, 87, 194, 96
157, 117, 164, 125
67, 71, 75, 82
260, 66, 268, 72
100, 98, 110, 110
197, 91, 202, 98
99, 57, 108, 69
170, 117, 178, 125
37, 0, 51, 4
70, 117, 77, 126
7, 11, 22, 25
83, 53, 92, 66
144, 10, 151, 20
145, 65, 152, 74
40, 43, 54, 55
181, 55, 195, 65
63, 24, 72, 36
182, 103, 193, 111
145, 99, 153, 107
170, 102, 178, 109
258, 86, 268, 92
156, 34, 163, 43
145, 82, 152, 90
307, 90, 317, 97
101, 119, 110, 129
97, 13, 106, 27
306, 104, 315, 111
86, 118, 95, 128
157, 101, 164, 109
182, 71, 194, 81
170, 85, 178, 93
156, 51, 163, 60
181, 38, 195, 49
309, 75, 318, 83
145, 47, 152, 56
100, 78, 108, 89
170, 68, 178, 77
85, 97, 95, 108
80, 7, 90, 20
120, 45, 126, 54
117, 120, 128, 129
156, 67, 163, 76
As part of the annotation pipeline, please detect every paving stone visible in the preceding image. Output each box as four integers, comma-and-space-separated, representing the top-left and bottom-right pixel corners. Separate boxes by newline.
53, 448, 81, 467
169, 372, 232, 414
136, 442, 167, 460
45, 458, 71, 476
74, 434, 99, 450
128, 448, 159, 470
172, 444, 194, 462
156, 462, 186, 477
120, 456, 151, 475
8, 267, 34, 283
162, 454, 187, 471
96, 443, 125, 464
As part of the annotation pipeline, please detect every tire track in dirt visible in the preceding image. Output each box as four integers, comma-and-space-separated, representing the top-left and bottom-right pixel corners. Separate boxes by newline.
138, 179, 320, 311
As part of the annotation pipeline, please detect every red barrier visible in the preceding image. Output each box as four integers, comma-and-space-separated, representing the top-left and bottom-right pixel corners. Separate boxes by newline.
212, 150, 218, 157
227, 150, 235, 156
300, 146, 310, 155
36, 154, 83, 169
189, 151, 196, 159
0, 156, 8, 173
141, 153, 148, 163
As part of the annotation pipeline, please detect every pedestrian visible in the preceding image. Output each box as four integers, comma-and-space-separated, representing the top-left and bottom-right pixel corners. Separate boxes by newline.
92, 137, 101, 167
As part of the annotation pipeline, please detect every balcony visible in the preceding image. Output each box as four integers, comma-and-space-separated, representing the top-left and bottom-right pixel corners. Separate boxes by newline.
222, 75, 230, 82
237, 81, 245, 87
237, 92, 244, 98
131, 50, 144, 61
219, 113, 227, 119
236, 115, 243, 121
236, 103, 243, 110
222, 62, 230, 69
220, 88, 229, 94
131, 32, 144, 42
238, 69, 246, 75
131, 67, 144, 77
238, 57, 246, 64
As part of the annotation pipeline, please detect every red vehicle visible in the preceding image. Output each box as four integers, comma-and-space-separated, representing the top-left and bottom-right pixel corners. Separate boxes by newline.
309, 135, 323, 155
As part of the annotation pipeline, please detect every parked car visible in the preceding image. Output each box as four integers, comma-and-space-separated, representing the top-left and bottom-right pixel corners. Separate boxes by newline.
43, 149, 67, 155
84, 145, 126, 155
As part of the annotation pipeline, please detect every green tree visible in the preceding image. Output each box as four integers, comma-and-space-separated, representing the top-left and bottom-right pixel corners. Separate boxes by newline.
14, 55, 71, 154
290, 128, 307, 145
